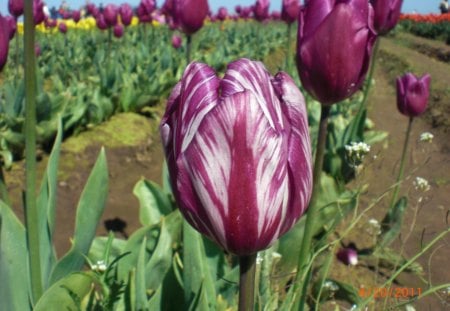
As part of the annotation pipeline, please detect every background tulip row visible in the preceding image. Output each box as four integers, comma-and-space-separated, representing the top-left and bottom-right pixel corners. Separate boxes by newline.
400, 13, 450, 43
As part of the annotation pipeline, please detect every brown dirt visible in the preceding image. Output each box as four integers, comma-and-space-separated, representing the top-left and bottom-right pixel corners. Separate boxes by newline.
3, 32, 450, 310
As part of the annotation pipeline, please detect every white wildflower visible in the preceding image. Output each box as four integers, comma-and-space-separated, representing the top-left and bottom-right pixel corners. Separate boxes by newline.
91, 260, 107, 272
413, 177, 430, 192
256, 253, 263, 265
345, 142, 371, 165
419, 132, 434, 143
324, 280, 339, 292
367, 218, 381, 235
405, 305, 416, 311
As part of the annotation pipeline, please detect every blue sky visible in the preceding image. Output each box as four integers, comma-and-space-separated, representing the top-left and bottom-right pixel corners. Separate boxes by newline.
0, 0, 442, 17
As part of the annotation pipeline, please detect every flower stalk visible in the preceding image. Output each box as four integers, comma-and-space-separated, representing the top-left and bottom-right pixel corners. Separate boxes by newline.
239, 254, 257, 311
186, 34, 192, 63
24, 0, 43, 302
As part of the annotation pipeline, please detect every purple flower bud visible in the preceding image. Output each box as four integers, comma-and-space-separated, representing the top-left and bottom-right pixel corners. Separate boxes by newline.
254, 0, 270, 21
296, 0, 377, 105
96, 14, 108, 30
337, 248, 358, 266
217, 7, 228, 21
5, 15, 17, 40
113, 24, 124, 38
86, 3, 99, 17
173, 0, 209, 34
35, 43, 41, 56
370, 0, 403, 35
235, 5, 242, 14
171, 34, 182, 48
0, 15, 10, 72
45, 17, 57, 28
58, 22, 67, 34
282, 0, 300, 24
396, 73, 431, 117
8, 0, 24, 18
72, 10, 81, 23
33, 0, 45, 25
119, 3, 133, 26
103, 4, 119, 27
160, 59, 313, 255
137, 0, 155, 23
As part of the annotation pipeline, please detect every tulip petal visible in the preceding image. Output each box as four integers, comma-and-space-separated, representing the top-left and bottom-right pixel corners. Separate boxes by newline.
178, 90, 290, 255
0, 15, 9, 72
301, 0, 334, 38
221, 59, 284, 131
272, 72, 312, 232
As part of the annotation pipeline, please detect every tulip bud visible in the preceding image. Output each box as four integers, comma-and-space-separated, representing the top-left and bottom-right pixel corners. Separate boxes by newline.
72, 10, 81, 23
171, 34, 182, 48
296, 0, 377, 105
173, 0, 209, 34
103, 4, 119, 27
119, 3, 133, 26
161, 59, 313, 255
217, 7, 228, 21
96, 14, 108, 30
396, 73, 431, 117
5, 15, 17, 40
113, 24, 124, 38
0, 14, 10, 72
33, 0, 45, 25
58, 22, 67, 34
254, 0, 270, 21
370, 0, 403, 35
336, 248, 358, 266
281, 0, 300, 24
8, 0, 24, 18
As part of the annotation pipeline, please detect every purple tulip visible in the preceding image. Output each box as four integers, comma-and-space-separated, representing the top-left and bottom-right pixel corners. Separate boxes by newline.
96, 14, 108, 30
235, 5, 242, 14
152, 10, 167, 24
86, 3, 99, 17
0, 15, 10, 72
281, 0, 300, 24
58, 22, 67, 34
254, 0, 270, 21
171, 34, 182, 48
119, 3, 133, 26
160, 59, 313, 255
217, 7, 228, 21
8, 0, 24, 18
396, 73, 431, 117
44, 17, 57, 29
296, 0, 377, 105
33, 0, 45, 25
113, 24, 124, 38
5, 15, 17, 40
370, 0, 403, 35
173, 0, 209, 35
137, 0, 155, 23
103, 4, 119, 27
336, 248, 358, 266
72, 10, 81, 23
35, 43, 41, 56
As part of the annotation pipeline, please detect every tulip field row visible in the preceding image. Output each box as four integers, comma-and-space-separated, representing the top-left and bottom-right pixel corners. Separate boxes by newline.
400, 13, 450, 43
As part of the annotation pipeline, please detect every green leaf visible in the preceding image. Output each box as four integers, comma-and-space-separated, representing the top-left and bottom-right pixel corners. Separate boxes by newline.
378, 197, 408, 248
183, 221, 216, 310
34, 272, 98, 311
88, 236, 127, 263
0, 202, 30, 311
133, 179, 172, 227
136, 237, 149, 310
50, 148, 109, 284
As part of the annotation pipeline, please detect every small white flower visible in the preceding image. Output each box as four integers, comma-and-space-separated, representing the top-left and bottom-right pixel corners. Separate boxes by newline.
345, 142, 371, 165
91, 260, 107, 272
419, 132, 434, 143
413, 177, 430, 192
323, 280, 339, 292
367, 218, 381, 235
272, 252, 282, 260
256, 253, 263, 265
405, 304, 416, 311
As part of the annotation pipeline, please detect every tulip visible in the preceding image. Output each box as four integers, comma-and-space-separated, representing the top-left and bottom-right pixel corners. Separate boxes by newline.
0, 14, 10, 72
8, 0, 24, 19
119, 3, 133, 26
35, 43, 41, 56
160, 58, 313, 256
137, 0, 155, 23
96, 14, 108, 30
370, 0, 403, 35
235, 5, 242, 14
33, 0, 45, 25
254, 0, 270, 21
281, 0, 300, 24
296, 0, 377, 105
173, 0, 209, 34
396, 73, 431, 117
72, 10, 81, 23
171, 34, 182, 48
113, 24, 124, 38
217, 7, 228, 21
5, 15, 17, 40
58, 22, 67, 34
103, 4, 119, 27
336, 248, 358, 266
44, 17, 57, 29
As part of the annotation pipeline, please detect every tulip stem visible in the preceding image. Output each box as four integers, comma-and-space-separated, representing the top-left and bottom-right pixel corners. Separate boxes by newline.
294, 105, 331, 310
15, 29, 20, 80
389, 117, 413, 211
285, 23, 292, 72
186, 34, 192, 63
239, 253, 257, 311
24, 0, 43, 303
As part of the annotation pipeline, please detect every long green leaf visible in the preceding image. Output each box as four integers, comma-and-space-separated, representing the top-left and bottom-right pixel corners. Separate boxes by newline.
49, 148, 109, 284
136, 237, 149, 310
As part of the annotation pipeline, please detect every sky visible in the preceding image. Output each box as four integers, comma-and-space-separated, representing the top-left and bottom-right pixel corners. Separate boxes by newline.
0, 0, 443, 17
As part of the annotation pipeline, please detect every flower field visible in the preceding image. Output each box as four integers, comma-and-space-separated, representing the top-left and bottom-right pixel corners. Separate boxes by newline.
0, 1, 449, 311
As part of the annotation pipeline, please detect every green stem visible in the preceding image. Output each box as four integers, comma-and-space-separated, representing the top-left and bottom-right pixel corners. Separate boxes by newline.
15, 29, 20, 79
186, 34, 192, 64
0, 166, 11, 206
389, 117, 414, 210
294, 105, 331, 310
24, 0, 43, 303
285, 23, 292, 72
239, 253, 257, 311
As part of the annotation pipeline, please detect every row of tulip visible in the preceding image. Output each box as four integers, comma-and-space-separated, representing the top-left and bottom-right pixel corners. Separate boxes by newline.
400, 13, 450, 43
1, 0, 445, 310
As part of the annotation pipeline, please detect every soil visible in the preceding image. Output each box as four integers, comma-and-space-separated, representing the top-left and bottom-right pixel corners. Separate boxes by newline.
4, 32, 450, 310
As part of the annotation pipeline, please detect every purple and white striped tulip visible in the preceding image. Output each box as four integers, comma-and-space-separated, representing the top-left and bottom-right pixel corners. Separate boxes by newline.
161, 59, 313, 255
0, 14, 10, 72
